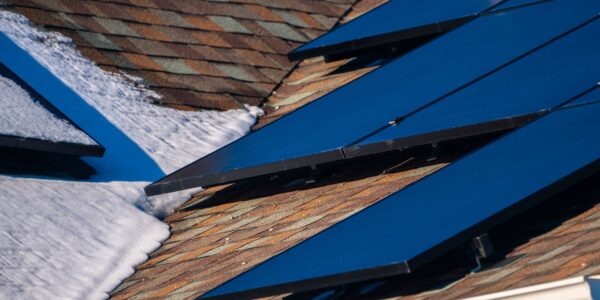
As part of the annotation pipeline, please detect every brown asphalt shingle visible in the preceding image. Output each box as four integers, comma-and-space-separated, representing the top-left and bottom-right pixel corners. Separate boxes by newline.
112, 155, 448, 299
392, 179, 600, 300
3, 0, 356, 110
9, 0, 600, 299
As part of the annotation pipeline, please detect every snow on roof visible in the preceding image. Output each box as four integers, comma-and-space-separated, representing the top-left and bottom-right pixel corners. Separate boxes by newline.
0, 69, 97, 146
0, 10, 261, 300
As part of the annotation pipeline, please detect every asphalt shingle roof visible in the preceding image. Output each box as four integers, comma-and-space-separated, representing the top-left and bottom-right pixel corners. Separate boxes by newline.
6, 0, 600, 299
112, 154, 449, 299
3, 0, 355, 110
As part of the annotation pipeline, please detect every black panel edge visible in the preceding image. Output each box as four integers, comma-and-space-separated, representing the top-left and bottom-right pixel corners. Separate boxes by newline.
0, 63, 105, 153
200, 130, 600, 300
144, 150, 344, 196
0, 134, 105, 157
199, 262, 410, 300
146, 113, 545, 196
409, 156, 600, 271
343, 113, 546, 159
287, 16, 474, 61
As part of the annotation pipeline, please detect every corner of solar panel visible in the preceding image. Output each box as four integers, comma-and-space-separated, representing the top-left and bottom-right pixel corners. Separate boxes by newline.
289, 171, 600, 300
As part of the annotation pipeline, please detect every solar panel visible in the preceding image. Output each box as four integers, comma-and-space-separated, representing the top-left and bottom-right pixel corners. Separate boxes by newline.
145, 0, 598, 196
493, 0, 549, 11
288, 0, 503, 61
201, 101, 600, 299
0, 63, 104, 157
344, 17, 600, 158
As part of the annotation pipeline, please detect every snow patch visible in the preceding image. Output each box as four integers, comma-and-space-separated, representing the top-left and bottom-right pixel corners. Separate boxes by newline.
0, 179, 167, 300
0, 73, 96, 145
0, 11, 263, 299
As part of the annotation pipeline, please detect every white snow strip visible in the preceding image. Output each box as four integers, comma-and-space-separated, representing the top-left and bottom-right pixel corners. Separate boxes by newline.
0, 73, 96, 145
0, 11, 263, 300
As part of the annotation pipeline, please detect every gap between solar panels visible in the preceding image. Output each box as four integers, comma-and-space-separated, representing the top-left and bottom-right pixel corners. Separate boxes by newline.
567, 85, 600, 107
144, 0, 600, 196
344, 16, 600, 158
200, 96, 600, 300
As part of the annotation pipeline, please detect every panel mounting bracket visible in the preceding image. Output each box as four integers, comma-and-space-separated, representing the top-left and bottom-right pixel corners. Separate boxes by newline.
427, 142, 442, 162
470, 233, 495, 273
305, 165, 322, 184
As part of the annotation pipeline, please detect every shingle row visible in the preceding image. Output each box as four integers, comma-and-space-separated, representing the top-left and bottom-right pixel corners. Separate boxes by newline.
4, 0, 354, 109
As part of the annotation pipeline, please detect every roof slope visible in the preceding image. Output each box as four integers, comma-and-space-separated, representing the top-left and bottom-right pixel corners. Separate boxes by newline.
109, 1, 399, 298
112, 156, 448, 299
2, 0, 355, 110
374, 174, 600, 300
113, 0, 600, 298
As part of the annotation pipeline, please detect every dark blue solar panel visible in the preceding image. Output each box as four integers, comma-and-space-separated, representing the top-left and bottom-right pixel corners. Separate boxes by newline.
345, 17, 600, 158
289, 0, 503, 60
202, 101, 600, 299
493, 0, 548, 11
146, 0, 599, 196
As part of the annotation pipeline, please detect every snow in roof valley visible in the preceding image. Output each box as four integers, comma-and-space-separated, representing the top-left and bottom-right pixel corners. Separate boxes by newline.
0, 10, 262, 300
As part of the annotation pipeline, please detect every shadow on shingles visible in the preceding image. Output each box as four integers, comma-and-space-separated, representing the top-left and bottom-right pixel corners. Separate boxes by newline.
326, 33, 442, 76
286, 173, 600, 300
181, 131, 509, 212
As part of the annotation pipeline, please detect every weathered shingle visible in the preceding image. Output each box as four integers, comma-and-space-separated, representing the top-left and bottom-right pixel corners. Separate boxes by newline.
78, 31, 121, 50
214, 64, 256, 82
208, 15, 251, 34
257, 20, 306, 41
3, 0, 354, 110
94, 17, 141, 37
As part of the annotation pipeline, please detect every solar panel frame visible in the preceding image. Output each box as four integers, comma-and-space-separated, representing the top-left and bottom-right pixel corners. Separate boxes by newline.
288, 0, 506, 61
288, 17, 475, 62
343, 112, 546, 158
201, 101, 600, 300
144, 150, 343, 196
145, 0, 600, 196
344, 15, 600, 158
0, 63, 105, 157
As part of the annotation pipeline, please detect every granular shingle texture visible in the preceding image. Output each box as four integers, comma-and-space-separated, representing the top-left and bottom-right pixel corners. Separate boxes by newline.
256, 0, 389, 128
368, 175, 600, 300
2, 0, 356, 110
111, 153, 448, 299
10, 0, 600, 299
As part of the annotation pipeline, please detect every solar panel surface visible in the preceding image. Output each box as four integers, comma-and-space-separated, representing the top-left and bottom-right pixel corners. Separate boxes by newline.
493, 0, 548, 11
345, 17, 600, 158
146, 0, 598, 196
202, 100, 600, 299
289, 0, 503, 60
